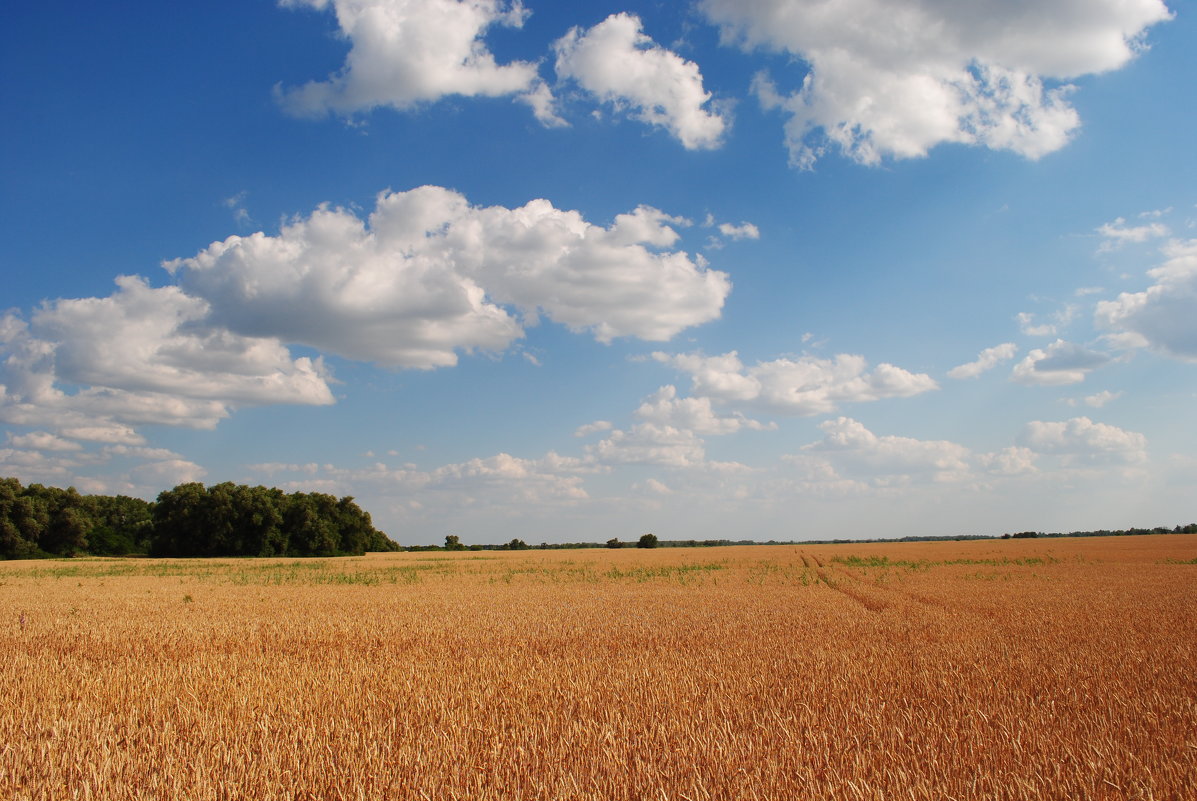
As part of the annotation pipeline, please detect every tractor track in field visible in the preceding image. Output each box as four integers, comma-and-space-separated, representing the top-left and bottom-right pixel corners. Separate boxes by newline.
801, 552, 887, 613
800, 553, 959, 615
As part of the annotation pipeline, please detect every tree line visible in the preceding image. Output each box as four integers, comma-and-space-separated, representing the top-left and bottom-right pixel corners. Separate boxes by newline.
0, 477, 398, 559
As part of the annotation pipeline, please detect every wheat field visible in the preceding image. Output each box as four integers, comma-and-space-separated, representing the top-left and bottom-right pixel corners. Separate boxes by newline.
2, 535, 1195, 800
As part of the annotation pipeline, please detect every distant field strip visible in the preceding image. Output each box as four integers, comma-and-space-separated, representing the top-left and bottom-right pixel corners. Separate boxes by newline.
2, 536, 1195, 800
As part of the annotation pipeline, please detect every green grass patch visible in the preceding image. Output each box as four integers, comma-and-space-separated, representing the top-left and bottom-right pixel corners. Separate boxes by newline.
831, 554, 1055, 571
603, 562, 727, 584
831, 555, 930, 570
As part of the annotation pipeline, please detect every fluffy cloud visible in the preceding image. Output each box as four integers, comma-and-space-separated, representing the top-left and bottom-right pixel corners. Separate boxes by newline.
30, 277, 333, 406
948, 342, 1017, 379
1015, 305, 1078, 338
797, 416, 972, 484
634, 477, 673, 496
633, 385, 773, 435
1020, 417, 1147, 463
1096, 216, 1170, 253
518, 78, 566, 127
0, 277, 334, 437
701, 0, 1171, 167
717, 222, 760, 241
130, 458, 208, 487
0, 436, 204, 495
1065, 390, 1123, 409
1011, 340, 1111, 385
249, 450, 592, 511
588, 423, 708, 468
0, 448, 77, 481
169, 187, 730, 367
702, 216, 761, 250
276, 0, 539, 116
554, 13, 727, 149
6, 431, 83, 452
573, 420, 613, 438
427, 452, 589, 504
1095, 239, 1197, 362
977, 446, 1038, 476
654, 350, 937, 415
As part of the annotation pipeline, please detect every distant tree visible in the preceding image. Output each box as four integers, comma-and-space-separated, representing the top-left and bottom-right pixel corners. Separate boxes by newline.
46, 504, 91, 556
445, 534, 465, 551
234, 484, 286, 556
365, 525, 401, 552
20, 484, 91, 556
150, 482, 209, 556
606, 537, 623, 549
285, 493, 340, 556
334, 495, 377, 555
0, 478, 42, 558
637, 533, 658, 549
505, 538, 528, 550
86, 494, 153, 555
2, 477, 403, 559
151, 483, 392, 557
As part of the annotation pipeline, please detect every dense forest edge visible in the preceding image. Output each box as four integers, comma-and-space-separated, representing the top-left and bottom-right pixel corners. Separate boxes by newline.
1, 476, 1193, 560
0, 477, 398, 559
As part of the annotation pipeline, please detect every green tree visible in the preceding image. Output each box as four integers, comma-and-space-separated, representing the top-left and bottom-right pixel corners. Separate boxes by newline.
150, 482, 210, 556
26, 484, 90, 556
637, 533, 658, 549
285, 493, 339, 556
606, 537, 623, 549
0, 477, 395, 559
85, 494, 153, 555
444, 534, 465, 551
236, 484, 286, 556
334, 495, 376, 555
0, 478, 41, 559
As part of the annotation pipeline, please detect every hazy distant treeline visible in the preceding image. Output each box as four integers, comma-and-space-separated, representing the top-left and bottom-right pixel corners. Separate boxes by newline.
0, 477, 398, 559
416, 528, 1197, 552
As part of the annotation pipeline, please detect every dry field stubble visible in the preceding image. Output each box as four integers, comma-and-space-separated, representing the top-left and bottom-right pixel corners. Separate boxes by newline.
2, 535, 1195, 800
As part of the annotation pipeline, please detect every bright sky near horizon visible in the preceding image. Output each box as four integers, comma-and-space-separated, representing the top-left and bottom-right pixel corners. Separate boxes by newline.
2, 0, 1195, 546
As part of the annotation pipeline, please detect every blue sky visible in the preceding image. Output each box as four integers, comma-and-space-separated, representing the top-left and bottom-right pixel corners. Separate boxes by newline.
2, 0, 1194, 545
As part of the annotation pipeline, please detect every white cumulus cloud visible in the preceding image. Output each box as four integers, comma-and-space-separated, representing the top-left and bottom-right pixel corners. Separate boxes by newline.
573, 420, 613, 438
554, 12, 728, 150
6, 431, 84, 452
252, 450, 593, 511
168, 187, 731, 369
1095, 239, 1197, 362
948, 342, 1017, 379
794, 417, 972, 485
589, 423, 708, 469
1064, 390, 1123, 409
0, 448, 77, 481
1011, 340, 1111, 386
717, 222, 760, 241
1020, 417, 1147, 463
701, 0, 1172, 167
0, 277, 334, 437
977, 446, 1038, 476
428, 452, 589, 504
131, 458, 208, 487
1096, 216, 1170, 253
1016, 311, 1057, 337
633, 385, 774, 435
654, 350, 937, 415
276, 0, 539, 116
